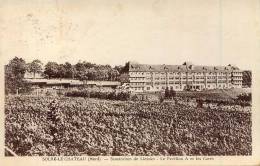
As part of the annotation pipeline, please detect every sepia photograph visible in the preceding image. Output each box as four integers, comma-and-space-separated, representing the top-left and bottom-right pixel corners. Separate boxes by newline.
0, 0, 260, 165
4, 58, 252, 156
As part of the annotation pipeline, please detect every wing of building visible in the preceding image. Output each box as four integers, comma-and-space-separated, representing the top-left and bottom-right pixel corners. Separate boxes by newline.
124, 61, 243, 92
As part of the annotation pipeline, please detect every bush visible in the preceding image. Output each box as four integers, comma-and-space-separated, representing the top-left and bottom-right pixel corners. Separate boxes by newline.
5, 96, 252, 156
65, 90, 130, 101
236, 93, 251, 102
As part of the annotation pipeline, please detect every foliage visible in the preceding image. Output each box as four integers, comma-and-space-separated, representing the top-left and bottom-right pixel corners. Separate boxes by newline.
164, 87, 176, 99
164, 87, 169, 98
5, 96, 251, 156
242, 70, 252, 87
66, 90, 130, 101
236, 93, 252, 102
26, 59, 43, 78
43, 61, 120, 81
44, 62, 59, 79
170, 87, 176, 98
5, 57, 31, 94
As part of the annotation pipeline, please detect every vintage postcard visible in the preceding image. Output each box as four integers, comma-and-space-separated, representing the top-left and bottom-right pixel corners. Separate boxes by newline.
0, 0, 260, 165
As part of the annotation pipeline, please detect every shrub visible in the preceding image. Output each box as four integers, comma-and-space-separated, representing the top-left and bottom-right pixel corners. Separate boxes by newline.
65, 90, 130, 101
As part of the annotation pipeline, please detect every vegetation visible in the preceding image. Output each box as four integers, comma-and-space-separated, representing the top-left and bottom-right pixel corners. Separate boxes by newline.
4, 57, 130, 94
5, 96, 251, 156
66, 90, 130, 101
236, 93, 251, 102
164, 87, 176, 99
5, 57, 31, 94
26, 59, 43, 78
242, 70, 252, 87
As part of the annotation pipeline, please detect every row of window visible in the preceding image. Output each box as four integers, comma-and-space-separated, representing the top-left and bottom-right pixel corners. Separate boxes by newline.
130, 71, 235, 76
130, 82, 145, 85
232, 72, 242, 75
130, 80, 231, 85
232, 76, 243, 79
129, 77, 146, 80
130, 76, 233, 81
130, 84, 233, 91
232, 80, 243, 83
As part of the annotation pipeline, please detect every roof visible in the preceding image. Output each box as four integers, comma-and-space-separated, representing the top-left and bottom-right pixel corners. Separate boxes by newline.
25, 79, 120, 86
85, 81, 121, 86
24, 79, 84, 85
128, 62, 241, 72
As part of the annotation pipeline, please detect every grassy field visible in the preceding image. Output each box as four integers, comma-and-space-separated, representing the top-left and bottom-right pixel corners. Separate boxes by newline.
5, 95, 251, 156
175, 88, 251, 100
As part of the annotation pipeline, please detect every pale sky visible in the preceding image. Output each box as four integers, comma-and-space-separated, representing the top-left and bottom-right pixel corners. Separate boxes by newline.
0, 0, 260, 70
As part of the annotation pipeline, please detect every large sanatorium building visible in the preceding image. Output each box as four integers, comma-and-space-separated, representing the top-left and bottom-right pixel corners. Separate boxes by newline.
126, 62, 243, 92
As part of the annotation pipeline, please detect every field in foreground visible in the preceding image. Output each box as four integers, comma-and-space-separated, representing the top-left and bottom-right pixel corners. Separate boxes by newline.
5, 96, 251, 156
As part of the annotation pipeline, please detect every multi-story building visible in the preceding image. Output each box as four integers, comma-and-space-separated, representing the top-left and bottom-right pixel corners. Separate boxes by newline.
126, 62, 243, 92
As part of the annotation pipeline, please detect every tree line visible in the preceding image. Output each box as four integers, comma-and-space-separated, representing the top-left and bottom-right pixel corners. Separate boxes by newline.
5, 57, 128, 94
242, 70, 252, 88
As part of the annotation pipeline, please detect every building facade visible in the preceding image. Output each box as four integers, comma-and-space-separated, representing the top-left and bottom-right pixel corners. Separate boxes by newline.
126, 62, 243, 92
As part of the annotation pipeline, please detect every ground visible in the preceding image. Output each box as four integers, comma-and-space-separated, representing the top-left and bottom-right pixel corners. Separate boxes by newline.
5, 93, 251, 156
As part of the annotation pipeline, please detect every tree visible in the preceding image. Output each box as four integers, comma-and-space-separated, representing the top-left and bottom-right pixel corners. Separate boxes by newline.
75, 62, 88, 80
242, 70, 252, 87
63, 62, 75, 78
118, 73, 129, 83
27, 59, 43, 78
165, 87, 170, 99
85, 68, 97, 80
5, 57, 30, 94
57, 64, 66, 78
44, 62, 59, 78
108, 69, 119, 81
82, 61, 95, 69
121, 62, 130, 73
114, 65, 124, 74
169, 87, 176, 99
